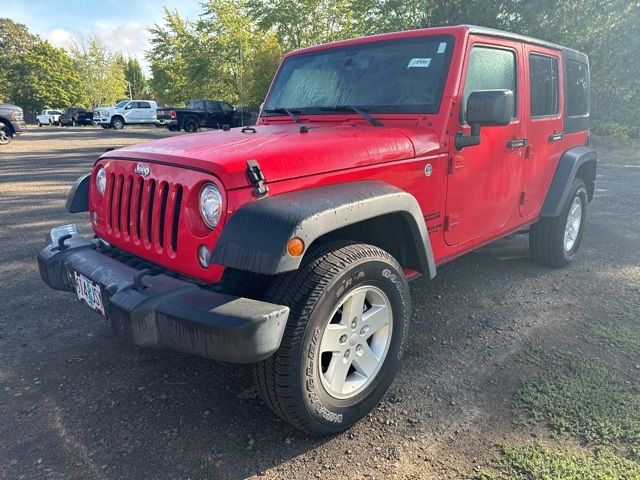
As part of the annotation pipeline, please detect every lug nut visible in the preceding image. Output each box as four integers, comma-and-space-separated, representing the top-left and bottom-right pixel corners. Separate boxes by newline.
339, 334, 348, 344
351, 318, 358, 329
360, 326, 370, 336
344, 349, 351, 359
356, 344, 363, 355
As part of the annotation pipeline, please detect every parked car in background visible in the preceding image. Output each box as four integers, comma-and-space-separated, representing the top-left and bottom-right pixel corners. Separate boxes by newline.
36, 109, 62, 126
93, 100, 157, 129
0, 103, 27, 145
59, 107, 94, 127
156, 99, 246, 132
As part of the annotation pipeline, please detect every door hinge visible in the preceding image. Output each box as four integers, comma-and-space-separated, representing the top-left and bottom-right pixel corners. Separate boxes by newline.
448, 155, 464, 175
444, 213, 460, 231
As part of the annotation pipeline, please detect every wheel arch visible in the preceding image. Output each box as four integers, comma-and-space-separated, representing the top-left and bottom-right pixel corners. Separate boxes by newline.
211, 181, 436, 279
0, 116, 13, 134
540, 146, 597, 218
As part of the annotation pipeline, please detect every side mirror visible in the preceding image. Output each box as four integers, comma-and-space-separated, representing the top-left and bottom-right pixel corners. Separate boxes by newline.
124, 104, 132, 110
455, 89, 514, 150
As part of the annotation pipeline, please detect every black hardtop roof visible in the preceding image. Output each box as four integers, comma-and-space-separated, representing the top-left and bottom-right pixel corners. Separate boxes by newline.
464, 25, 588, 63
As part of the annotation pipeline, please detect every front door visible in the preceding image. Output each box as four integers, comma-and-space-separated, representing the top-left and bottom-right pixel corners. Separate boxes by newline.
445, 39, 527, 246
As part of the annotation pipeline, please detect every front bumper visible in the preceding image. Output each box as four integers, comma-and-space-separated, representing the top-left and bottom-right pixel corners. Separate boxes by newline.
37, 225, 290, 363
11, 119, 27, 134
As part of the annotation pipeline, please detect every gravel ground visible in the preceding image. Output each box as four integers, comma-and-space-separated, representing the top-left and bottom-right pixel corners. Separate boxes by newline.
0, 127, 638, 479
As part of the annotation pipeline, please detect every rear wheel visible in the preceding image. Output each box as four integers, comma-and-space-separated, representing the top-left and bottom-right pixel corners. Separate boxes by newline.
529, 178, 588, 267
72, 119, 77, 127
253, 242, 411, 436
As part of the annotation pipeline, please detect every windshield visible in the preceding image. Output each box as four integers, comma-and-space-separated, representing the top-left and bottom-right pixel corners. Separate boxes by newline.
264, 35, 453, 115
115, 100, 129, 108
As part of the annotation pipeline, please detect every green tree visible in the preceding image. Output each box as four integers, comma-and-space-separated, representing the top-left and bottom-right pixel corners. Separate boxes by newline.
116, 54, 148, 99
147, 8, 193, 106
69, 35, 128, 108
0, 18, 38, 103
247, 0, 361, 49
6, 41, 87, 111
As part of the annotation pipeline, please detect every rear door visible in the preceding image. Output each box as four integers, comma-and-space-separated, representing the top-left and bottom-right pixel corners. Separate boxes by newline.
205, 101, 222, 126
137, 101, 153, 122
521, 45, 564, 219
445, 38, 526, 246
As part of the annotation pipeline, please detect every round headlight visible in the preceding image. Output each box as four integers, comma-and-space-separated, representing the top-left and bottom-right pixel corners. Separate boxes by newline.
199, 183, 222, 229
96, 167, 107, 196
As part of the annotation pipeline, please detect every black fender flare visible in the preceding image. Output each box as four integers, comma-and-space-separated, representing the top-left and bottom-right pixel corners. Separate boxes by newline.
540, 146, 598, 217
211, 181, 436, 278
66, 173, 90, 213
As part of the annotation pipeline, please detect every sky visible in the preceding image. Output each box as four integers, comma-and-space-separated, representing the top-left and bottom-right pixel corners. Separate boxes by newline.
4, 0, 204, 74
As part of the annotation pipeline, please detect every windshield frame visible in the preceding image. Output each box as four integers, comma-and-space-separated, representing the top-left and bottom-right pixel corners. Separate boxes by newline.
262, 34, 455, 117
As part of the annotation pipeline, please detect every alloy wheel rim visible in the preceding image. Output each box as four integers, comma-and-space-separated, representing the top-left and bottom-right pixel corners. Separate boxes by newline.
319, 285, 392, 399
564, 196, 583, 251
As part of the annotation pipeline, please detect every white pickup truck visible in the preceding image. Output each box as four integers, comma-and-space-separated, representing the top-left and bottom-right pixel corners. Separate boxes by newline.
93, 100, 157, 129
36, 110, 62, 126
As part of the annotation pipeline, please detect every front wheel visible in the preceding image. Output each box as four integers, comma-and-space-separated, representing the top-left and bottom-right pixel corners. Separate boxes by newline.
110, 117, 124, 129
0, 123, 10, 145
253, 242, 411, 435
37, 121, 42, 127
529, 178, 588, 267
183, 117, 199, 132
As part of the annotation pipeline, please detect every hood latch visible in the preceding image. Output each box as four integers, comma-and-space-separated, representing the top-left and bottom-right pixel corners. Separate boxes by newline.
246, 160, 268, 196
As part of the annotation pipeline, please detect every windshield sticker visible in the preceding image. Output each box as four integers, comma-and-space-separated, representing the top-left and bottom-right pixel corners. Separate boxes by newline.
407, 58, 431, 68
437, 42, 447, 54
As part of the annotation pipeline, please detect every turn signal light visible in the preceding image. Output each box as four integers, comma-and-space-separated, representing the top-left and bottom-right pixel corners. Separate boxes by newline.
287, 237, 305, 257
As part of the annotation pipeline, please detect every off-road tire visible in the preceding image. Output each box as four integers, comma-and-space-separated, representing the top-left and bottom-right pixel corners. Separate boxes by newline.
253, 242, 411, 436
530, 178, 588, 267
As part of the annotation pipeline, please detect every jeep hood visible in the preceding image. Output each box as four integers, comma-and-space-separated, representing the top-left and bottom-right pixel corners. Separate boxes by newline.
101, 123, 441, 190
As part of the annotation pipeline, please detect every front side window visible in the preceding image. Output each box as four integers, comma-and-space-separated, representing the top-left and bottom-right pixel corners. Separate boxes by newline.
529, 54, 559, 116
264, 35, 454, 114
462, 46, 517, 120
566, 60, 588, 116
220, 102, 233, 111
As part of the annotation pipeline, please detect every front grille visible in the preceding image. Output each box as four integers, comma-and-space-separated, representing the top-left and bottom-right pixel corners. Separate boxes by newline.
106, 172, 183, 255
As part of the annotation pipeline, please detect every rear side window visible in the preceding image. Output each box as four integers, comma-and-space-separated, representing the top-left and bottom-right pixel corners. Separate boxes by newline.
529, 54, 559, 116
462, 46, 517, 120
138, 102, 151, 109
566, 60, 589, 116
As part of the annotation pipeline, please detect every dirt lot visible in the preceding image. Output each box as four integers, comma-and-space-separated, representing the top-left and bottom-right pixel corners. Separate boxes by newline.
1, 127, 638, 479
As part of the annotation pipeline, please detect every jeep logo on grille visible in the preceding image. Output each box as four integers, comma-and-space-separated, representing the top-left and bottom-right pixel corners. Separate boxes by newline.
135, 164, 150, 177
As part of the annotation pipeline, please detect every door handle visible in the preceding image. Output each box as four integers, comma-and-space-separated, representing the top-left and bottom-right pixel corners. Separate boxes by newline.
549, 132, 565, 141
507, 138, 528, 149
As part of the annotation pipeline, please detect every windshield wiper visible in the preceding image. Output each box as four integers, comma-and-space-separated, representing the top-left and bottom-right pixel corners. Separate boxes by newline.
262, 108, 302, 124
320, 106, 383, 126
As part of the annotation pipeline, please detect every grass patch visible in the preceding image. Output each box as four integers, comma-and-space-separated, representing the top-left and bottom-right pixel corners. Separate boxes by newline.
515, 352, 640, 456
589, 323, 640, 356
473, 444, 640, 479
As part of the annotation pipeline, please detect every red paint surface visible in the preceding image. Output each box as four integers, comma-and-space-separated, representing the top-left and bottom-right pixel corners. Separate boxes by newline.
90, 25, 589, 283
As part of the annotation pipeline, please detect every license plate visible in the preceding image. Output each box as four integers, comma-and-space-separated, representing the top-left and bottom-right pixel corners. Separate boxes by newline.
74, 271, 105, 316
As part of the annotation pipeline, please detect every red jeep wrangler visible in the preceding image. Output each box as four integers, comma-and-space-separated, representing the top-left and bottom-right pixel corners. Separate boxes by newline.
39, 25, 596, 435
